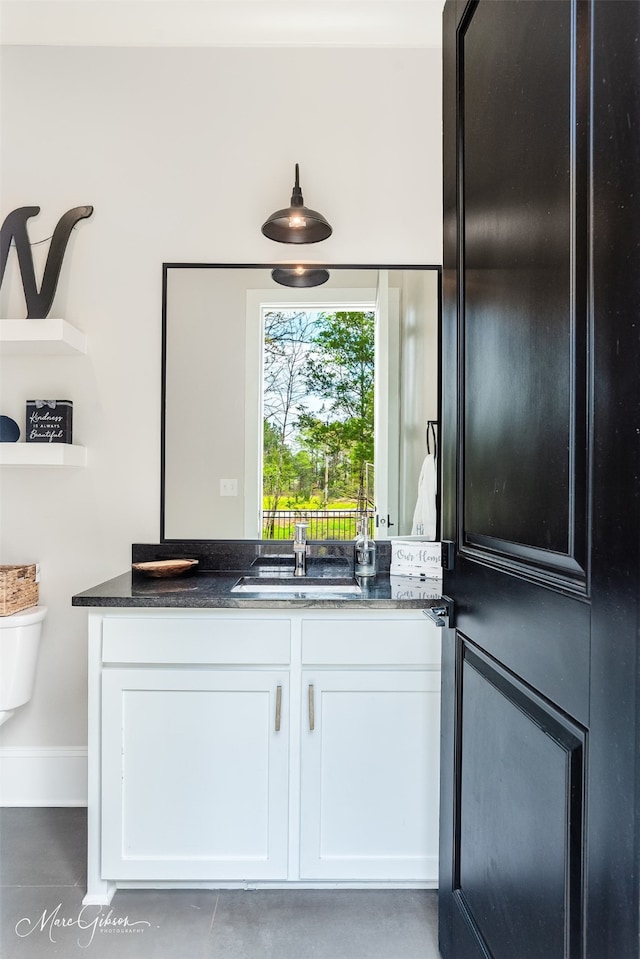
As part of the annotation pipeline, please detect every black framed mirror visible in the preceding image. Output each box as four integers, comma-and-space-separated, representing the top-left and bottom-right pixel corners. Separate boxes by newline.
161, 264, 440, 542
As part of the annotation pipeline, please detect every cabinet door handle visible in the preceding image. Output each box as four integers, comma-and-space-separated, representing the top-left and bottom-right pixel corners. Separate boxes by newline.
308, 683, 315, 731
275, 685, 282, 732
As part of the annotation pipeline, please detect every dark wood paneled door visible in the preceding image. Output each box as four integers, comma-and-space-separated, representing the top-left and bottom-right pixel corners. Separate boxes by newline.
440, 2, 640, 958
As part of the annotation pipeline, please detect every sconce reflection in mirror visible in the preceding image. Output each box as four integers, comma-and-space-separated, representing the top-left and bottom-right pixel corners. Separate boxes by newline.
262, 164, 332, 244
271, 266, 330, 288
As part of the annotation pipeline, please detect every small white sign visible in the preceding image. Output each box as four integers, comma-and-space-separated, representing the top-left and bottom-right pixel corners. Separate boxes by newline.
390, 574, 443, 601
390, 538, 442, 576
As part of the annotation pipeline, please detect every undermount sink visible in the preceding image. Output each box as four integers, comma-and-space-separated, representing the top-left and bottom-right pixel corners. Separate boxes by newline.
231, 576, 362, 595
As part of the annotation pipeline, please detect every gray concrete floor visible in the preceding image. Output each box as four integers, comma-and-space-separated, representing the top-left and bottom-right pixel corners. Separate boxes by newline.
0, 807, 441, 959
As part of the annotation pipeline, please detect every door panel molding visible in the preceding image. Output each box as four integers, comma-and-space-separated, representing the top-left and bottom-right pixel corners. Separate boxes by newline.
456, 0, 590, 596
461, 533, 587, 594
452, 635, 586, 959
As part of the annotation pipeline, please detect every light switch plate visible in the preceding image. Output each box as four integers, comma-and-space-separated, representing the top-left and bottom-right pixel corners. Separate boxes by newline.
220, 478, 238, 497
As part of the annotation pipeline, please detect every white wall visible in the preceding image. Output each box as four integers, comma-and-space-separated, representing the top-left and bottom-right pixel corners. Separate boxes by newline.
165, 267, 260, 539
0, 44, 442, 803
398, 269, 440, 534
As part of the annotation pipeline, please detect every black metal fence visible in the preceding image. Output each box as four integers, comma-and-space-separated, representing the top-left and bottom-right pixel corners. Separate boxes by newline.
262, 509, 375, 541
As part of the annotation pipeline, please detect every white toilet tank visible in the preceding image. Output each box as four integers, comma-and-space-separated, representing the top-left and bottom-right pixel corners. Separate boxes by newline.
0, 605, 46, 726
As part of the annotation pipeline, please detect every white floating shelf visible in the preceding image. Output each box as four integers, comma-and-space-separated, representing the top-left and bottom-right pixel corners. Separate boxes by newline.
0, 318, 86, 355
0, 444, 87, 467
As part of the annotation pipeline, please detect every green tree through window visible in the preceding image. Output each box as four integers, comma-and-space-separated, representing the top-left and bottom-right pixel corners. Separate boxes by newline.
262, 309, 375, 539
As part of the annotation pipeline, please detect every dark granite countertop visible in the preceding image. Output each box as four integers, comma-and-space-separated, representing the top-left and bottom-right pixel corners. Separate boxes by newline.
71, 542, 442, 610
71, 568, 442, 610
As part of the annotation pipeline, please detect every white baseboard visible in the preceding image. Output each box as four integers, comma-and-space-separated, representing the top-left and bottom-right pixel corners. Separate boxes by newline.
0, 747, 87, 806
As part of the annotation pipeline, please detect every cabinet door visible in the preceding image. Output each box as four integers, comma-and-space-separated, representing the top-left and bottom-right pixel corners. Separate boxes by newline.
101, 668, 289, 880
299, 669, 439, 881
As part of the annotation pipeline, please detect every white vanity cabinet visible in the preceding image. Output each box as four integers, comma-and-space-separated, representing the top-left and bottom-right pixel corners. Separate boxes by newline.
299, 618, 440, 882
86, 608, 441, 904
97, 614, 290, 883
101, 667, 290, 881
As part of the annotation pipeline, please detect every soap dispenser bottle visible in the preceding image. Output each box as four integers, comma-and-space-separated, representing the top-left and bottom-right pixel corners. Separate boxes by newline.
354, 514, 376, 577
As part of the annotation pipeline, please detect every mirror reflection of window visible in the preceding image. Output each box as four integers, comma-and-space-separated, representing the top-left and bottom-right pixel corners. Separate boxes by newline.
261, 307, 375, 541
162, 267, 439, 542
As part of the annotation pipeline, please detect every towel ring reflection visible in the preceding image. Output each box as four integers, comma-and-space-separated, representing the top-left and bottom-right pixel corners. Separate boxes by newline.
426, 420, 438, 459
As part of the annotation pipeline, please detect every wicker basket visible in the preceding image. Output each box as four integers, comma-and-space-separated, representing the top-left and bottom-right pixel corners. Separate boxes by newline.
0, 565, 39, 616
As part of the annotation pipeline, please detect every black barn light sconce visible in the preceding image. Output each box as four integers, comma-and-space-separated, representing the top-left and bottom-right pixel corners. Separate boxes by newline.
262, 164, 332, 244
271, 266, 330, 288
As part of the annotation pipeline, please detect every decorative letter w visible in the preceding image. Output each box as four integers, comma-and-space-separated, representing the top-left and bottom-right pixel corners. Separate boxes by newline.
0, 206, 93, 318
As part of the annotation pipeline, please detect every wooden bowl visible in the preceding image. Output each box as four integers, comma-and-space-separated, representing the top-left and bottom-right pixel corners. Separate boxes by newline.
131, 559, 199, 578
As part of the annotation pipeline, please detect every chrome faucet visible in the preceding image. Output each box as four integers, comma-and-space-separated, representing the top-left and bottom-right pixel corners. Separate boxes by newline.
293, 523, 308, 576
